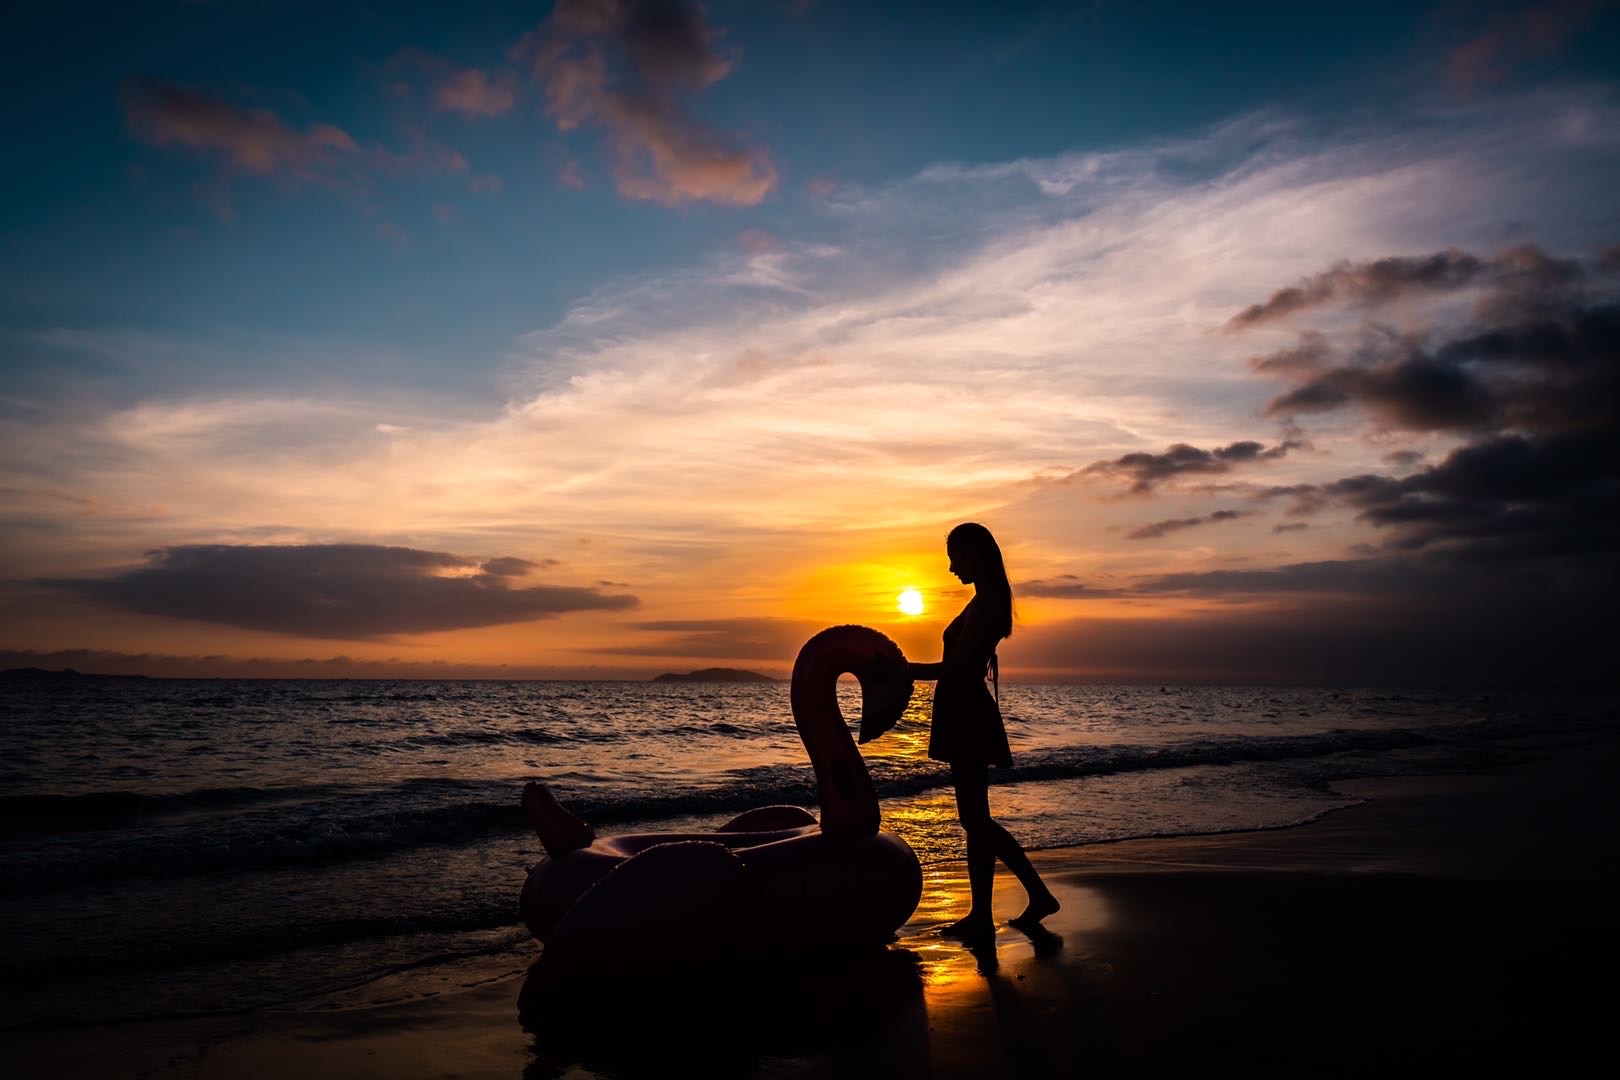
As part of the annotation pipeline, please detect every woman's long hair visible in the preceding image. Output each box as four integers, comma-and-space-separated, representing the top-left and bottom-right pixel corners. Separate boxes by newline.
947, 522, 1012, 701
947, 522, 1013, 636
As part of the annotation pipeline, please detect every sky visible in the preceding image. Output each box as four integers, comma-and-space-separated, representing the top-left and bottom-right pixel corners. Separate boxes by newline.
2, 0, 1617, 684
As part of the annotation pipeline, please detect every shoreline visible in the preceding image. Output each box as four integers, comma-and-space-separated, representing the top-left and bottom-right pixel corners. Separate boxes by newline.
8, 726, 1616, 1077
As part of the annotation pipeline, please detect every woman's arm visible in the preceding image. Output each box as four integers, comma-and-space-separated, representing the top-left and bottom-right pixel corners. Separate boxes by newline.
908, 660, 945, 680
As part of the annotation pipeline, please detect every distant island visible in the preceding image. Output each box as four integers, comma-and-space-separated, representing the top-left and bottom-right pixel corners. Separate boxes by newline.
1, 667, 149, 681
652, 667, 779, 683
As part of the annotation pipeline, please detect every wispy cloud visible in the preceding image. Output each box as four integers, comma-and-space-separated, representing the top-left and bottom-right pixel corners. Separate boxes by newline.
1080, 441, 1304, 494
1126, 509, 1250, 540
123, 80, 361, 181
1016, 575, 1117, 599
121, 79, 499, 209
10, 89, 1618, 671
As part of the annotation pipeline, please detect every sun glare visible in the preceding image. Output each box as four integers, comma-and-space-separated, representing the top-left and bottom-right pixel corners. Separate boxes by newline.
898, 588, 925, 616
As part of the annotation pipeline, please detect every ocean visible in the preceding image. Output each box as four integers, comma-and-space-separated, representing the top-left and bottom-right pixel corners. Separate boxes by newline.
3, 676, 1613, 1029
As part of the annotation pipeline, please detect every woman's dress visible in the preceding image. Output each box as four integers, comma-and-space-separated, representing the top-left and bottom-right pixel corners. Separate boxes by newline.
926, 598, 1013, 768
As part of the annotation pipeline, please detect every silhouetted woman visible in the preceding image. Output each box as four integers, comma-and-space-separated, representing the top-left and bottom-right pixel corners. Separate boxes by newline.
908, 522, 1058, 937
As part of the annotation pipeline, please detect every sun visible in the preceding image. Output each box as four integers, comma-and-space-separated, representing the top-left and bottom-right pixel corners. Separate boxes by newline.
897, 588, 924, 616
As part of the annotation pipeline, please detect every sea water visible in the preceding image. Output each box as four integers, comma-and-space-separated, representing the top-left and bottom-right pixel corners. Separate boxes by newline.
2, 677, 1613, 1027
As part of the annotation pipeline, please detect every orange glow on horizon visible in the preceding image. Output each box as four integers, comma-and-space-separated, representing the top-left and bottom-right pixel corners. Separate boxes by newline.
777, 552, 960, 624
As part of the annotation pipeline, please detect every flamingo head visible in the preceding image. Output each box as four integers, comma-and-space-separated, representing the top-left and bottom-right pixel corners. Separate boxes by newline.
853, 630, 914, 744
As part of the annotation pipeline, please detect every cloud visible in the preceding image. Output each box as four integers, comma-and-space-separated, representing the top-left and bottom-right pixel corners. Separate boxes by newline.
1008, 592, 1611, 685
433, 67, 518, 119
1264, 337, 1502, 431
1319, 428, 1617, 562
481, 555, 550, 575
1126, 509, 1249, 540
1016, 550, 1614, 683
513, 0, 776, 206
44, 544, 636, 639
391, 49, 519, 120
121, 79, 498, 204
1225, 246, 1582, 329
1015, 575, 1110, 599
738, 229, 779, 254
122, 80, 360, 180
67, 93, 1612, 550
1233, 243, 1618, 586
1446, 0, 1609, 99
1081, 440, 1304, 494
558, 158, 587, 189
10, 90, 1619, 681
1132, 557, 1418, 596
1249, 331, 1335, 375
599, 617, 821, 659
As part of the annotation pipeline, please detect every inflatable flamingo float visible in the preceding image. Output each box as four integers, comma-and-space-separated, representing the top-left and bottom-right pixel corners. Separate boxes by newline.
519, 625, 922, 964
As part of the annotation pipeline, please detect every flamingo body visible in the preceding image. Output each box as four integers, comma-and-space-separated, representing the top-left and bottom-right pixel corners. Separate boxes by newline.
519, 626, 921, 958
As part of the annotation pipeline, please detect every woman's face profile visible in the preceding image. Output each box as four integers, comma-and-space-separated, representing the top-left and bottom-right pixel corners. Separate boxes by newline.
947, 543, 974, 584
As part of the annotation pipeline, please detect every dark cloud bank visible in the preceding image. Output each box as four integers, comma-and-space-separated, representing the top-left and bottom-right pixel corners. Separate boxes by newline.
1039, 245, 1617, 685
45, 544, 637, 640
1245, 245, 1617, 569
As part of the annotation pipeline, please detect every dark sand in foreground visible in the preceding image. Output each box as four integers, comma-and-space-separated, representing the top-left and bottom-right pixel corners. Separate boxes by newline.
9, 729, 1617, 1078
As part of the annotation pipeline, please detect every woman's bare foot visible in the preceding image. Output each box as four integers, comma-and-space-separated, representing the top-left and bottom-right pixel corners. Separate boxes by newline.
941, 913, 995, 939
1008, 891, 1060, 929
523, 781, 595, 857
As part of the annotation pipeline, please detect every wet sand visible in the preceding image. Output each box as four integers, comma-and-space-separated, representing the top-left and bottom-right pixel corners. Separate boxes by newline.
8, 728, 1616, 1078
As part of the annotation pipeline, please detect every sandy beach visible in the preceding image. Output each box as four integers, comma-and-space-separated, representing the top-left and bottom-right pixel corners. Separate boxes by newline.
8, 726, 1616, 1079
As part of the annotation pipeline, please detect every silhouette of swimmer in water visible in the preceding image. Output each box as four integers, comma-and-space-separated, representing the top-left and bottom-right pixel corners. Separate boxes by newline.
908, 522, 1059, 938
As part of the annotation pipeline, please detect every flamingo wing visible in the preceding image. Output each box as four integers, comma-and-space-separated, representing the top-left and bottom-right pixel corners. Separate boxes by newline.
542, 840, 751, 969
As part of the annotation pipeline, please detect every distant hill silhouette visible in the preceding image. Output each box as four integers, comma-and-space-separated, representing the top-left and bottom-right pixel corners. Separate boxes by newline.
1, 667, 149, 682
651, 667, 778, 683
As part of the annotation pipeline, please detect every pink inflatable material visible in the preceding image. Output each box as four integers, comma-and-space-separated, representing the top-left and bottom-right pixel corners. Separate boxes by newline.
519, 625, 921, 962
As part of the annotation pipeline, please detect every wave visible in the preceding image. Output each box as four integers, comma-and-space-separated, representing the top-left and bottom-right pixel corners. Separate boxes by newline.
1, 719, 1529, 896
373, 716, 757, 751
0, 784, 338, 836
396, 728, 574, 749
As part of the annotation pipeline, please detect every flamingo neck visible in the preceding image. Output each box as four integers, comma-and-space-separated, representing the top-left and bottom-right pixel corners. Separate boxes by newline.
790, 646, 880, 837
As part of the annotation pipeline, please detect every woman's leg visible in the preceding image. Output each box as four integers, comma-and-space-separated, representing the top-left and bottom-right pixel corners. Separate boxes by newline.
946, 762, 997, 935
997, 828, 1059, 926
950, 764, 1060, 929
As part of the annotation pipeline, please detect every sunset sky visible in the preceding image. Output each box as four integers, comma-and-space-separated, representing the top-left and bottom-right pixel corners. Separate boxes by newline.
2, 1, 1616, 683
